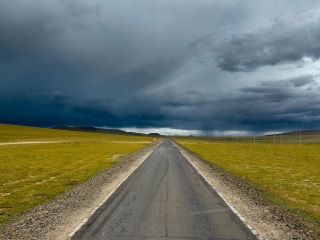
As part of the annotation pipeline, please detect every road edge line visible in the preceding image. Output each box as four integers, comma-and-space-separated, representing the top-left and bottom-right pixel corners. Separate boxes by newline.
171, 140, 263, 240
67, 140, 161, 239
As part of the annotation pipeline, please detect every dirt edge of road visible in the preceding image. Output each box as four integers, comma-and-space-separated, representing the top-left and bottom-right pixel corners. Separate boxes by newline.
0, 140, 161, 240
173, 140, 319, 240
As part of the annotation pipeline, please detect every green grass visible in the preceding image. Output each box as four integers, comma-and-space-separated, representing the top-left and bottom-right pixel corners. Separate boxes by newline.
0, 124, 156, 224
183, 134, 320, 144
175, 138, 320, 223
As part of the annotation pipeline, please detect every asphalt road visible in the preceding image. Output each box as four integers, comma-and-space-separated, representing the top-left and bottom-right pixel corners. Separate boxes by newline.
72, 139, 257, 240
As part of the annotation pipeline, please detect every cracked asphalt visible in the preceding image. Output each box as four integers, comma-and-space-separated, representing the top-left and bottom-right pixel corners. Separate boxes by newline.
72, 139, 257, 240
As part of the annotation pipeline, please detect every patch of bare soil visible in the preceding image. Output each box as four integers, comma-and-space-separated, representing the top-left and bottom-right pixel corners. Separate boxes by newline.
174, 141, 319, 240
0, 141, 64, 146
0, 140, 161, 240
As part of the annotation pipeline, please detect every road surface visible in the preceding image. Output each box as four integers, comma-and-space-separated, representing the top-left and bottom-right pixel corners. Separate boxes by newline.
72, 139, 257, 240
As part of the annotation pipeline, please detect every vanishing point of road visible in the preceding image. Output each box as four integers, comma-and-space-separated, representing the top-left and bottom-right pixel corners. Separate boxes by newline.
72, 139, 257, 240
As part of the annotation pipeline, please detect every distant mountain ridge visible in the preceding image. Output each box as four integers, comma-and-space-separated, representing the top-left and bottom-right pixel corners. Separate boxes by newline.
266, 129, 320, 136
281, 129, 320, 135
52, 126, 162, 136
52, 126, 320, 137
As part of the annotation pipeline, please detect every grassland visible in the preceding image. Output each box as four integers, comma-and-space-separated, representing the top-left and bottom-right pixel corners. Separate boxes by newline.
0, 124, 156, 224
175, 138, 320, 223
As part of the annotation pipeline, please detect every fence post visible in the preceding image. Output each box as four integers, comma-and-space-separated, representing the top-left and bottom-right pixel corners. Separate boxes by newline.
300, 130, 302, 146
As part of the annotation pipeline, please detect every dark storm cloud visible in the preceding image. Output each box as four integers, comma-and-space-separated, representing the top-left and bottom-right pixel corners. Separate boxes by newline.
238, 76, 317, 102
0, 92, 117, 126
0, 0, 190, 87
261, 76, 317, 88
205, 75, 320, 132
2, 74, 320, 133
1, 0, 320, 134
127, 75, 320, 133
207, 11, 320, 72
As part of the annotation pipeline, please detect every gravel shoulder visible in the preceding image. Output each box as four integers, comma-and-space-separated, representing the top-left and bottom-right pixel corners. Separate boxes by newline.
0, 140, 161, 240
174, 141, 320, 240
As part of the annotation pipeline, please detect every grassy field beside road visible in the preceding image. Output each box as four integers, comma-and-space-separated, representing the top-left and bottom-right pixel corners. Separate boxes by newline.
0, 124, 155, 224
175, 138, 320, 223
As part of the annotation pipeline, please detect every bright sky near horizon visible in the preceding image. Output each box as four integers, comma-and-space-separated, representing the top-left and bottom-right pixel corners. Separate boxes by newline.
1, 0, 320, 135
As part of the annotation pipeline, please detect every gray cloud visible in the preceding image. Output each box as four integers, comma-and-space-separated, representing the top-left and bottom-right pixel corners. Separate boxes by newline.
206, 11, 320, 72
1, 75, 320, 133
207, 75, 320, 131
1, 1, 320, 134
261, 76, 316, 88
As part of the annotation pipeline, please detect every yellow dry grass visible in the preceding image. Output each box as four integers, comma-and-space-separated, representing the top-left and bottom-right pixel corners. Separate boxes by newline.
0, 124, 155, 223
175, 138, 320, 223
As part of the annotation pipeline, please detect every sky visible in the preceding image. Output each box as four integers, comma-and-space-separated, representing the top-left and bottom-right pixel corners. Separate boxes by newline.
1, 0, 320, 135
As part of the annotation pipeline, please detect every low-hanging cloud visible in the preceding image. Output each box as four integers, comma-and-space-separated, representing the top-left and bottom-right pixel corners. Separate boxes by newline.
1, 75, 320, 133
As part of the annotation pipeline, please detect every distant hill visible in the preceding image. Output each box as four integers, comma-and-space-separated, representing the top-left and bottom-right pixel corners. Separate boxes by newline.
267, 129, 320, 136
147, 133, 162, 136
52, 126, 162, 136
281, 129, 320, 135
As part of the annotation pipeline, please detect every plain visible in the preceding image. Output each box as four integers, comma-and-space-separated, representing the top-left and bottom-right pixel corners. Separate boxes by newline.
175, 137, 320, 225
0, 124, 155, 224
